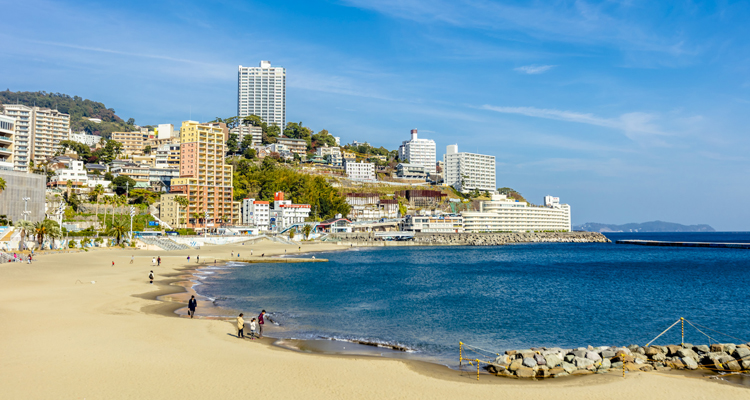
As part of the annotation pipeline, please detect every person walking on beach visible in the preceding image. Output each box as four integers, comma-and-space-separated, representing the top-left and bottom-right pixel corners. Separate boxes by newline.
258, 310, 267, 338
188, 295, 197, 318
237, 313, 245, 338
112, 261, 115, 267
152, 257, 156, 266
130, 255, 134, 264
249, 318, 257, 339
231, 251, 234, 257
157, 256, 161, 266
250, 249, 253, 256
197, 255, 200, 263
148, 271, 154, 284
187, 255, 190, 262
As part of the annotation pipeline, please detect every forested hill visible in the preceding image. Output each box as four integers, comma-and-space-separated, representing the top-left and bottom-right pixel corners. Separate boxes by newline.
574, 221, 716, 233
0, 90, 136, 138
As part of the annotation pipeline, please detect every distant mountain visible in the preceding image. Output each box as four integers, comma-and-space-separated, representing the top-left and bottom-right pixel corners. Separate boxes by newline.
574, 221, 716, 233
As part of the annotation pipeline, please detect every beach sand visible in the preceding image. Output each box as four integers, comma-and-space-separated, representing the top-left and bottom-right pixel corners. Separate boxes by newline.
0, 239, 746, 399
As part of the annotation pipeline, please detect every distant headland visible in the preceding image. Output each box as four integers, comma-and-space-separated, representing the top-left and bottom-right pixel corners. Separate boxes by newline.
574, 221, 715, 233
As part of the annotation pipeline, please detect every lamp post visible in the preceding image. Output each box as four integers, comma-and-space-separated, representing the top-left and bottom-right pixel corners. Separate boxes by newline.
129, 206, 135, 240
22, 197, 31, 221
204, 210, 209, 233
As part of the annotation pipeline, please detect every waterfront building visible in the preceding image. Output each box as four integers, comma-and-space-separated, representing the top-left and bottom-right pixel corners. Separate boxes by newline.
316, 217, 352, 233
270, 192, 310, 230
397, 189, 446, 207
237, 61, 286, 129
402, 215, 464, 233
3, 104, 70, 171
155, 143, 180, 168
398, 129, 436, 174
70, 132, 101, 147
461, 194, 571, 233
111, 131, 147, 155
230, 125, 263, 147
276, 136, 307, 155
158, 193, 184, 228
443, 144, 496, 193
0, 115, 15, 170
0, 169, 45, 222
345, 161, 375, 181
396, 163, 426, 179
170, 121, 234, 228
344, 193, 399, 220
241, 198, 270, 227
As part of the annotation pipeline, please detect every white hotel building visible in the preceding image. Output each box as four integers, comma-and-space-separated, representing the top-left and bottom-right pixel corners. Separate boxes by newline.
398, 129, 436, 175
443, 144, 496, 193
462, 195, 571, 232
237, 61, 286, 128
345, 161, 375, 181
3, 104, 70, 171
241, 198, 270, 227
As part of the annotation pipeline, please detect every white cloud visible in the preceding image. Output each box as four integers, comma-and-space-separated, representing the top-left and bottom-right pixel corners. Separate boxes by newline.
480, 104, 668, 142
514, 65, 556, 74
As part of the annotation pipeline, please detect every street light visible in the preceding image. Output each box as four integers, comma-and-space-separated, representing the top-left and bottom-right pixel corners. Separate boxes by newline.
22, 197, 31, 221
204, 210, 209, 233
129, 206, 136, 240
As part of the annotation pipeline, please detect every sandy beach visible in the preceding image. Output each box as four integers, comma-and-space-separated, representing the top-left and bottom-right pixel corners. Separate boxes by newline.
0, 239, 747, 399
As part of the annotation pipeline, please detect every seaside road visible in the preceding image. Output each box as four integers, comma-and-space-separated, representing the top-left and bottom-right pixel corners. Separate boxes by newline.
0, 242, 747, 399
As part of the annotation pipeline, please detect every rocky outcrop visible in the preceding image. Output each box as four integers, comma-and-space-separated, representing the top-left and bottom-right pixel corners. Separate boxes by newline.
483, 342, 750, 378
334, 231, 611, 246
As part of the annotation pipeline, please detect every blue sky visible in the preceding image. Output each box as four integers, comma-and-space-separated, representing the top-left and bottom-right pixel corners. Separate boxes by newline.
3, 0, 750, 230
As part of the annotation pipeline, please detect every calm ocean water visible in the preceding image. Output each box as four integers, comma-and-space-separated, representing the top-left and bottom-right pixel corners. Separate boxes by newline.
194, 232, 750, 366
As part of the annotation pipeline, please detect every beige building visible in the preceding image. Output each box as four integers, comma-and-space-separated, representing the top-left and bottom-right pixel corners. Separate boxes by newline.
230, 124, 263, 147
2, 104, 70, 171
276, 136, 307, 155
111, 131, 147, 155
170, 121, 234, 229
158, 193, 187, 228
0, 115, 15, 170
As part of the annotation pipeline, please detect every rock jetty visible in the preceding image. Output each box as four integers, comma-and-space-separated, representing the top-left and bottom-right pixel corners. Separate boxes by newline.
482, 343, 750, 378
334, 232, 610, 246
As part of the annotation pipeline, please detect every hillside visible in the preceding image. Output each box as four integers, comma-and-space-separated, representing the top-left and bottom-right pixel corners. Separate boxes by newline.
574, 221, 716, 233
0, 90, 135, 138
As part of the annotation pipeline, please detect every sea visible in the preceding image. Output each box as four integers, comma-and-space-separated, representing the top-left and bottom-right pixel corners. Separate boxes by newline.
192, 232, 750, 367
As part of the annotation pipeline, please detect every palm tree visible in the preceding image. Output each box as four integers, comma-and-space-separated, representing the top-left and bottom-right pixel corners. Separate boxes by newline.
16, 220, 33, 250
0, 177, 6, 194
44, 219, 62, 249
66, 180, 73, 198
108, 217, 128, 245
90, 184, 105, 221
174, 196, 189, 228
192, 212, 201, 228
302, 224, 313, 240
34, 219, 60, 245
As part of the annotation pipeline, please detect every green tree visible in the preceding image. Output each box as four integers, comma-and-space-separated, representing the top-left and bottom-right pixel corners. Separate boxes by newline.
302, 224, 313, 240
243, 147, 256, 160
98, 140, 123, 164
144, 145, 152, 155
311, 129, 337, 150
283, 122, 313, 150
17, 220, 33, 248
112, 176, 136, 196
0, 177, 5, 194
289, 229, 295, 240
227, 133, 239, 155
174, 196, 189, 228
104, 172, 114, 181
107, 217, 128, 244
263, 125, 280, 144
89, 184, 105, 221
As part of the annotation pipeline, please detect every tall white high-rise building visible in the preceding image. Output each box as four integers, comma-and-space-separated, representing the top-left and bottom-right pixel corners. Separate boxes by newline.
238, 61, 286, 129
443, 144, 496, 193
398, 129, 436, 175
2, 104, 70, 172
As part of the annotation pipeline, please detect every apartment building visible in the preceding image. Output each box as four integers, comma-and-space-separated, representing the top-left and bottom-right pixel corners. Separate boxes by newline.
276, 136, 307, 155
70, 133, 101, 147
155, 143, 180, 168
238, 61, 286, 128
156, 123, 174, 140
316, 145, 342, 165
111, 131, 147, 155
241, 198, 270, 227
230, 124, 263, 147
270, 192, 310, 230
170, 120, 234, 229
159, 193, 186, 228
402, 214, 465, 233
3, 104, 70, 171
345, 161, 375, 181
0, 115, 15, 170
398, 129, 436, 175
443, 144, 496, 193
462, 194, 571, 232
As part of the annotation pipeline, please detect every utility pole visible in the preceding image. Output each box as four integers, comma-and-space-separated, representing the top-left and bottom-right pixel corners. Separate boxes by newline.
204, 210, 209, 233
130, 206, 135, 240
22, 197, 31, 221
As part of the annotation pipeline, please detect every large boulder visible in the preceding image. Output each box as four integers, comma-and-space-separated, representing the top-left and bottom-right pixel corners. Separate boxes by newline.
710, 344, 725, 353
575, 357, 595, 370
600, 358, 612, 370
652, 353, 666, 361
725, 344, 737, 356
536, 366, 550, 378
666, 345, 682, 356
639, 364, 654, 372
544, 354, 562, 368
534, 353, 546, 366
522, 357, 537, 368
645, 347, 662, 356
733, 347, 750, 360
623, 362, 641, 372
585, 351, 602, 362
677, 348, 700, 362
601, 350, 616, 359
515, 367, 536, 378
549, 367, 567, 377
509, 359, 523, 371
694, 345, 710, 354
561, 362, 577, 374
682, 357, 698, 370
570, 349, 587, 358
494, 355, 510, 365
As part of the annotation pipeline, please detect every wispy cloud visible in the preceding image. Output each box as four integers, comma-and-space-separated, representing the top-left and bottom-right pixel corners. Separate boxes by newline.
514, 64, 556, 74
481, 104, 668, 142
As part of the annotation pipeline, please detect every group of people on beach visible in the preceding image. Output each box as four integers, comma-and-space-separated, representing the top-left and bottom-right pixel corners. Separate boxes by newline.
237, 310, 266, 340
8, 252, 32, 264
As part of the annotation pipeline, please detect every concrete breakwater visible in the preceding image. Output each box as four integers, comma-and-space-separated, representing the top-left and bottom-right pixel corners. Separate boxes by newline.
481, 342, 750, 378
333, 231, 610, 246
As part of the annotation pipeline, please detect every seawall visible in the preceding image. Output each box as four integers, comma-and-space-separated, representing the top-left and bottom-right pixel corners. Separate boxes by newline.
332, 231, 610, 246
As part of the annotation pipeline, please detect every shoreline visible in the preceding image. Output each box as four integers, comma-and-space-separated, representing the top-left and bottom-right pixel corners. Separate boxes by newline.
2, 239, 749, 398
147, 250, 748, 388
